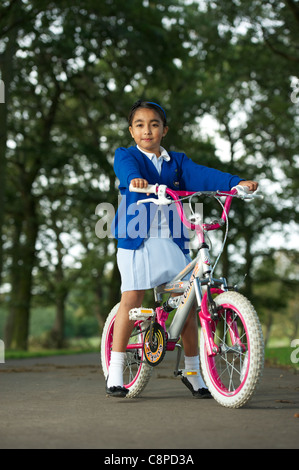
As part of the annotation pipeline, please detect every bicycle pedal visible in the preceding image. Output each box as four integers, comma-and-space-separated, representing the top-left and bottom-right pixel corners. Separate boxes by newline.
129, 307, 155, 321
181, 369, 200, 377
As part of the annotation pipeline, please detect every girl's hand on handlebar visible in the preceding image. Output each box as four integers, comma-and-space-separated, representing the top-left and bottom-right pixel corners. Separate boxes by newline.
238, 180, 258, 192
130, 178, 152, 196
130, 178, 149, 189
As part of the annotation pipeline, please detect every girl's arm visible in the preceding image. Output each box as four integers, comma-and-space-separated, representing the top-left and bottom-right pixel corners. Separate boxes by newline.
178, 154, 258, 192
114, 147, 144, 189
179, 154, 242, 191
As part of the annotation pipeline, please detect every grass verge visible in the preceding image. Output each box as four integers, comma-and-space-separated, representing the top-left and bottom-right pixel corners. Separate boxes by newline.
2, 344, 298, 372
265, 346, 298, 371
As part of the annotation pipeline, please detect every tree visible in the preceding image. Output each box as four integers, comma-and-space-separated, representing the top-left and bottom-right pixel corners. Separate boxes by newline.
2, 0, 199, 349
175, 1, 299, 299
253, 250, 299, 346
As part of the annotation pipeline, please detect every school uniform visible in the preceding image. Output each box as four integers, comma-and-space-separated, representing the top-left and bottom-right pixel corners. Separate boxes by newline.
112, 145, 242, 292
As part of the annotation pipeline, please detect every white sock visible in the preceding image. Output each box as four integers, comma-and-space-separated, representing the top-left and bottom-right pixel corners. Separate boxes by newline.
184, 355, 207, 390
107, 351, 126, 388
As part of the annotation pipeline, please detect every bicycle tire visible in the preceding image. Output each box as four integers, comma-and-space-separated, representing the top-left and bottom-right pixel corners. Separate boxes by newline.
199, 291, 264, 408
101, 303, 153, 398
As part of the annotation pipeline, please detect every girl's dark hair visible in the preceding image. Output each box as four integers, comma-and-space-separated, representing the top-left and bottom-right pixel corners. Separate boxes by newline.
128, 99, 167, 126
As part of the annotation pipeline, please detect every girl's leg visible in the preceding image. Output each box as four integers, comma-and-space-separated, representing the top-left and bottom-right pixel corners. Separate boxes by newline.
112, 290, 145, 352
107, 290, 145, 390
181, 304, 199, 357
181, 305, 209, 393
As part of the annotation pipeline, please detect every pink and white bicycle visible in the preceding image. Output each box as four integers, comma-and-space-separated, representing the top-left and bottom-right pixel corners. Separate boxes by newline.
101, 184, 264, 408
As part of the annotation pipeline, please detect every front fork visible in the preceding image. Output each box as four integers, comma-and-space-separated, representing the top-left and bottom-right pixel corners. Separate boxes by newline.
196, 281, 224, 357
195, 278, 245, 357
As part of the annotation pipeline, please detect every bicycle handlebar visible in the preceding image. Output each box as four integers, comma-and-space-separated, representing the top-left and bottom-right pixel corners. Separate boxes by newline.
129, 183, 263, 233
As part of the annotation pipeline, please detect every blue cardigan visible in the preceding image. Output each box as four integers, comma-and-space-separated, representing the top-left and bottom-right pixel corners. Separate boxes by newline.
111, 146, 242, 254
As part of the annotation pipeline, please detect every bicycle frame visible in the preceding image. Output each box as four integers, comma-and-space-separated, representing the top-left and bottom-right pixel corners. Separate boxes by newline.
134, 185, 241, 357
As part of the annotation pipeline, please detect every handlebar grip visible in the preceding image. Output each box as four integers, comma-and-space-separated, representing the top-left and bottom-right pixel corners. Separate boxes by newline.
129, 183, 158, 194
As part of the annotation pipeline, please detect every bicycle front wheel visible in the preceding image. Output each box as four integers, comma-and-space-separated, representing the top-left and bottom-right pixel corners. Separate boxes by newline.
200, 291, 264, 408
101, 303, 153, 398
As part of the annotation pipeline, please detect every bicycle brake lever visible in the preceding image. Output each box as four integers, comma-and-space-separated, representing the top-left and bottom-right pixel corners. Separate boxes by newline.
137, 185, 172, 205
233, 185, 264, 201
137, 198, 172, 206
137, 198, 160, 205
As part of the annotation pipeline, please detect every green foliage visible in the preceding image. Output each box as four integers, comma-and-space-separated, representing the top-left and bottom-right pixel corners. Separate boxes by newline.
265, 346, 299, 370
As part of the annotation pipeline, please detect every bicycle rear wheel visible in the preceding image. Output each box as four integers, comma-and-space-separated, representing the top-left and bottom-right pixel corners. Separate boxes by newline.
101, 303, 153, 398
200, 291, 264, 408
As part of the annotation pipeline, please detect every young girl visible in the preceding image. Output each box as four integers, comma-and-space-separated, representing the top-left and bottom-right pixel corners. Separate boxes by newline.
107, 100, 258, 398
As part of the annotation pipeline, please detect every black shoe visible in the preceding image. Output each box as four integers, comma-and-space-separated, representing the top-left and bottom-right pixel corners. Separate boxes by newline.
181, 376, 212, 399
106, 384, 129, 398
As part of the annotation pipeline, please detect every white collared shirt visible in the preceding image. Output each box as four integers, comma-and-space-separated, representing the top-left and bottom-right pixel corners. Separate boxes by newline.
137, 145, 171, 238
137, 145, 170, 174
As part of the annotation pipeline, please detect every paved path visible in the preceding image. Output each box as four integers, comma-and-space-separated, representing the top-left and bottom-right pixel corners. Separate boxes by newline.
0, 352, 298, 450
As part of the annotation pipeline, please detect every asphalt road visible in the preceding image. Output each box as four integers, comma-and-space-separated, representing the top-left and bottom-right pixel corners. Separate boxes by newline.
0, 352, 298, 450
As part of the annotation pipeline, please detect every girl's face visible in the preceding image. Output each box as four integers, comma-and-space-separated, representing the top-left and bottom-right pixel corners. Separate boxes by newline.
129, 108, 168, 156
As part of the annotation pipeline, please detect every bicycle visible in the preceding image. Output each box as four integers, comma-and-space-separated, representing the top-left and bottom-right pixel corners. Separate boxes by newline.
101, 183, 264, 408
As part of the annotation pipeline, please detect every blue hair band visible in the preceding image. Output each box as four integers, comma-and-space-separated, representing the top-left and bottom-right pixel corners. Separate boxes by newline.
146, 101, 167, 120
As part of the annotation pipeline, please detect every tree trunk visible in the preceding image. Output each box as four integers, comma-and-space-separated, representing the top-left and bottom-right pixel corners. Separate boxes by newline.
106, 256, 121, 314
48, 219, 68, 349
243, 229, 254, 300
263, 311, 273, 348
0, 26, 17, 286
6, 193, 38, 350
49, 293, 68, 349
4, 215, 22, 347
